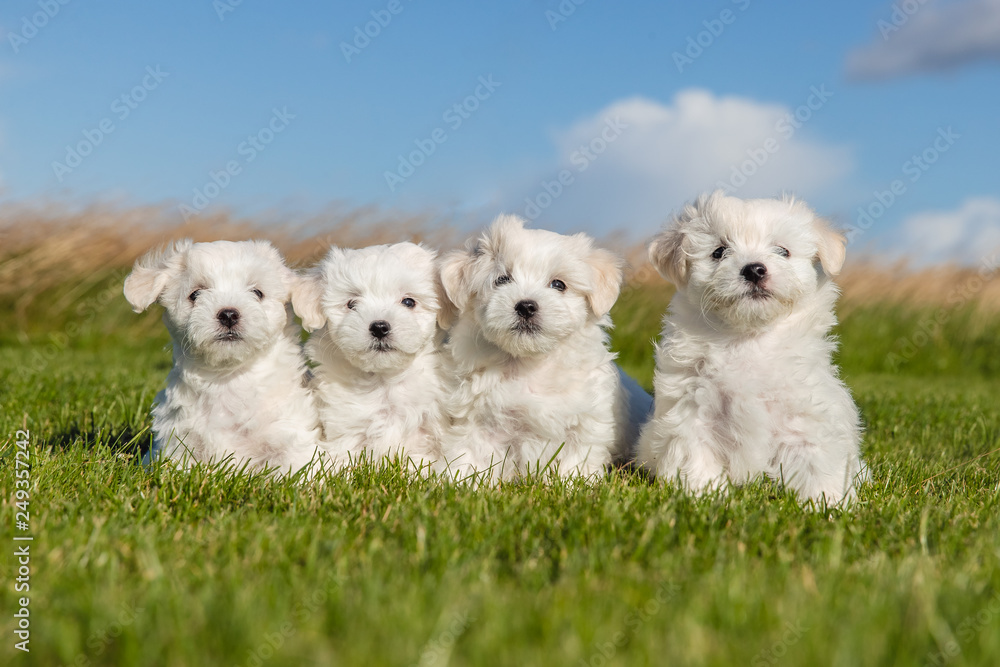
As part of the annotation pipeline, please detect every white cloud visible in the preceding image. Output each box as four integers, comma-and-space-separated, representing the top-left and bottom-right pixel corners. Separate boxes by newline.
503, 89, 853, 235
846, 0, 1000, 80
898, 197, 1000, 265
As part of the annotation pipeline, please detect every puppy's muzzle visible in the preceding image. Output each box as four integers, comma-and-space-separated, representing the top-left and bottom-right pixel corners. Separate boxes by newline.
740, 263, 773, 300
512, 299, 541, 334
216, 308, 242, 341
368, 320, 395, 351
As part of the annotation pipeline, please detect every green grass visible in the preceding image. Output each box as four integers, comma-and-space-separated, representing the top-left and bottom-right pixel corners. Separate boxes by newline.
1, 281, 999, 666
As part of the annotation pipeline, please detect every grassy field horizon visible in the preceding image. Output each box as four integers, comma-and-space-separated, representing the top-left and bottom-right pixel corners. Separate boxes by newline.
1, 211, 999, 666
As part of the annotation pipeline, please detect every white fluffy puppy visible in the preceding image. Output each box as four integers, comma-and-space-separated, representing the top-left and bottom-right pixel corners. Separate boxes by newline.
292, 242, 447, 472
124, 239, 321, 476
439, 215, 651, 482
637, 192, 865, 504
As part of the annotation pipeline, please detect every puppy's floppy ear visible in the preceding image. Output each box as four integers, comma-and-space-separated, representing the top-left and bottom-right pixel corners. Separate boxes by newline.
438, 248, 475, 318
435, 267, 458, 330
123, 239, 192, 313
648, 228, 689, 287
814, 218, 847, 276
252, 239, 299, 294
585, 247, 624, 319
290, 271, 326, 332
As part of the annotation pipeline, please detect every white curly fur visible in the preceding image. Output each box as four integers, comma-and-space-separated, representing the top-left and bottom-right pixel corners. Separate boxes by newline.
293, 242, 448, 473
439, 215, 652, 483
637, 192, 866, 505
124, 239, 321, 476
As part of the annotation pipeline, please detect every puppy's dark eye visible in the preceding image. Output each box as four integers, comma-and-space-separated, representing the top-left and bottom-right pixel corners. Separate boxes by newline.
189, 290, 201, 303
712, 246, 727, 260
346, 299, 357, 310
549, 279, 566, 292
251, 289, 264, 300
495, 274, 512, 287
776, 247, 790, 258
401, 297, 416, 308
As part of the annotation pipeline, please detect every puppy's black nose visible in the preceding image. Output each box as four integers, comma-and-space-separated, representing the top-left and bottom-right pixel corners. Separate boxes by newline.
217, 308, 240, 328
514, 300, 538, 319
369, 320, 391, 339
741, 263, 768, 284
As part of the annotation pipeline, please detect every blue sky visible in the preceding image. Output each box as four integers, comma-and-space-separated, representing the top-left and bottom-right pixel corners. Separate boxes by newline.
1, 0, 999, 264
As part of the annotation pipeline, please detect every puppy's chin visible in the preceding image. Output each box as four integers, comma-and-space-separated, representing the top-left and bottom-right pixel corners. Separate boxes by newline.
481, 322, 560, 358
702, 285, 797, 332
186, 336, 262, 368
331, 324, 432, 374
723, 297, 791, 331
347, 346, 414, 373
179, 324, 276, 369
